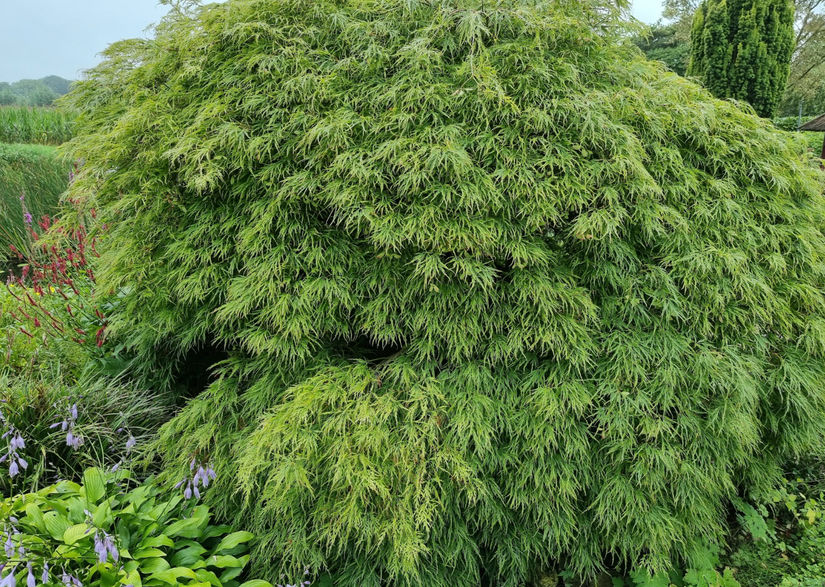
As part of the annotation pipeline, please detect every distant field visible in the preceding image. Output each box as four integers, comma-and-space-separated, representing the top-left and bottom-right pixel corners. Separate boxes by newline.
0, 106, 74, 145
0, 143, 69, 264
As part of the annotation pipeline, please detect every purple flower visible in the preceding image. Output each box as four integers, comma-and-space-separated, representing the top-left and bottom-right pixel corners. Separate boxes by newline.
23, 214, 32, 225
93, 531, 117, 564
9, 434, 24, 452
41, 563, 49, 584
26, 563, 35, 587
125, 435, 136, 452
106, 535, 119, 562
3, 534, 13, 557
8, 461, 18, 477
179, 458, 217, 500
0, 566, 17, 587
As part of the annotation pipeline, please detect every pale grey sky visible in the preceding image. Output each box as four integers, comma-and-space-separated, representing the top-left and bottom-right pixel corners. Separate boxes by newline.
0, 0, 665, 83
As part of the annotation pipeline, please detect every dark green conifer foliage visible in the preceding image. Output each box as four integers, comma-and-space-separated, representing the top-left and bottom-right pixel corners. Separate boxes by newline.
687, 0, 794, 117
63, 0, 825, 584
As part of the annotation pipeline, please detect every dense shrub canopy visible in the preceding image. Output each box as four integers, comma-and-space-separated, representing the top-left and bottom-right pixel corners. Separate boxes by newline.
687, 0, 795, 118
64, 0, 825, 584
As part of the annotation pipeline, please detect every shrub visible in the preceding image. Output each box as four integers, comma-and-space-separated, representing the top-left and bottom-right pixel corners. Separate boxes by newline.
0, 467, 283, 587
63, 0, 825, 584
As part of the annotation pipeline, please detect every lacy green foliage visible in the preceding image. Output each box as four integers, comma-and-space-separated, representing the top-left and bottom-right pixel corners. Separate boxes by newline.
0, 107, 75, 145
0, 144, 69, 265
0, 468, 269, 587
62, 0, 825, 584
0, 370, 169, 496
687, 0, 795, 118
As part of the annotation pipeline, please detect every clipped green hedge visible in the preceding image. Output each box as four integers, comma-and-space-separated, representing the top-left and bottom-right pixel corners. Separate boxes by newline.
63, 0, 825, 584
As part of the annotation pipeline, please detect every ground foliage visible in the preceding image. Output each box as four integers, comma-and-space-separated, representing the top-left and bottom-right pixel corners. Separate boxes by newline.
62, 0, 825, 584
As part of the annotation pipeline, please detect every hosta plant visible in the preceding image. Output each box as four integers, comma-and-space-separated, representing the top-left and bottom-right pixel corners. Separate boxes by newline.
63, 0, 825, 584
0, 467, 276, 587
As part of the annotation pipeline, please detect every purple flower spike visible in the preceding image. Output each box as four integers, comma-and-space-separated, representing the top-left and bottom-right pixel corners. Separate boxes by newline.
26, 563, 35, 587
0, 566, 17, 587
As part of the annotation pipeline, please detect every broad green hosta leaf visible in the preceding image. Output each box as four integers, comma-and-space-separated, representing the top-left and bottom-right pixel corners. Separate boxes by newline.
213, 532, 254, 554
83, 468, 107, 503
63, 523, 91, 545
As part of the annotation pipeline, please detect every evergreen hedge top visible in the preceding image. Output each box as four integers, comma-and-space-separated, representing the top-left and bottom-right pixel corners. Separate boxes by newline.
65, 0, 825, 585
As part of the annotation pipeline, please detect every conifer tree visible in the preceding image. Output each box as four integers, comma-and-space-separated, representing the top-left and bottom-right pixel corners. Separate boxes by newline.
687, 0, 795, 117
63, 0, 825, 585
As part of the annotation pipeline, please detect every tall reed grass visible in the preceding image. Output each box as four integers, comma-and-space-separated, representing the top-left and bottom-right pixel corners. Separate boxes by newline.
0, 143, 69, 264
0, 106, 74, 145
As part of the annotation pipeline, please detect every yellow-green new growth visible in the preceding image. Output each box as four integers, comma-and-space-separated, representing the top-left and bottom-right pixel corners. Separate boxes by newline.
64, 0, 825, 584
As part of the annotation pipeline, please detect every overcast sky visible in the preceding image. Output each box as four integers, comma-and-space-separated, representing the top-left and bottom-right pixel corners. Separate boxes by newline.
0, 0, 665, 83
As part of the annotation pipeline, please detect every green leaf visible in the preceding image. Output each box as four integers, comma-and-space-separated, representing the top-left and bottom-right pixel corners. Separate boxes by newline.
169, 545, 208, 567
44, 512, 72, 540
195, 570, 222, 587
139, 558, 171, 574
123, 570, 142, 587
140, 535, 175, 549
83, 468, 107, 504
64, 523, 91, 545
93, 502, 113, 528
165, 517, 202, 538
134, 548, 166, 559
151, 568, 199, 584
123, 561, 140, 574
205, 555, 244, 569
630, 569, 670, 587
238, 581, 273, 587
219, 567, 245, 583
213, 531, 254, 553
24, 503, 45, 531
99, 568, 120, 587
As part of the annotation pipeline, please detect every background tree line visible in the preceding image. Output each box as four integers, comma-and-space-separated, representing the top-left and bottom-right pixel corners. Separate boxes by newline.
0, 75, 73, 107
634, 0, 825, 117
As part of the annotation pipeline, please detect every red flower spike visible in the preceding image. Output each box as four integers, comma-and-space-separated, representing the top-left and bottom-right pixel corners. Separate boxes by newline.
95, 327, 106, 347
